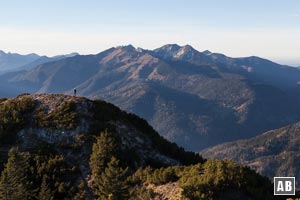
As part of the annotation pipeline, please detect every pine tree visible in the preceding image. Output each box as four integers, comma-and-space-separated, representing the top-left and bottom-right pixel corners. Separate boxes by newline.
95, 157, 129, 200
89, 130, 120, 178
0, 171, 10, 200
73, 181, 88, 200
0, 147, 37, 200
38, 175, 54, 200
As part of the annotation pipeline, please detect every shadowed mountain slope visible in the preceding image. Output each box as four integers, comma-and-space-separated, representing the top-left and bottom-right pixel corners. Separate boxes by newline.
201, 122, 300, 189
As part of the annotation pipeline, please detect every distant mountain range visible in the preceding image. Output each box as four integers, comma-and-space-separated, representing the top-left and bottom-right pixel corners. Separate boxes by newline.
0, 50, 78, 72
201, 122, 300, 189
1, 44, 300, 151
0, 50, 40, 72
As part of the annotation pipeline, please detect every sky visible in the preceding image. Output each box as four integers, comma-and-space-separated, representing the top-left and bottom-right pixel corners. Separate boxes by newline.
0, 0, 300, 66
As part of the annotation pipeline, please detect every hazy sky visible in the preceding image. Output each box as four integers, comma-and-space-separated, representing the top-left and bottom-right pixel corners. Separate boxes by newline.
0, 0, 300, 65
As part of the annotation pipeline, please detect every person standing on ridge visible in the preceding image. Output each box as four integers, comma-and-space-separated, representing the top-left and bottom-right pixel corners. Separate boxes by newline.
74, 88, 77, 96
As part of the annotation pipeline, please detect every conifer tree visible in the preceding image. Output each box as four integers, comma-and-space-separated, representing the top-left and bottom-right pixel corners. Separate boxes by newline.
95, 157, 129, 200
0, 147, 37, 200
73, 181, 88, 200
0, 171, 10, 200
38, 175, 54, 200
89, 130, 120, 178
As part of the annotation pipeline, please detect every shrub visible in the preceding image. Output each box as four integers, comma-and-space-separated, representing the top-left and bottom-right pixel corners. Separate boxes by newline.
0, 96, 36, 144
34, 101, 78, 130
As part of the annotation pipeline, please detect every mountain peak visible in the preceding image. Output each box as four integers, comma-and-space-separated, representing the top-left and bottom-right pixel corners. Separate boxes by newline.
26, 53, 40, 57
202, 50, 212, 55
65, 52, 79, 57
158, 44, 181, 52
154, 44, 185, 59
174, 45, 198, 57
52, 52, 79, 59
182, 44, 194, 49
154, 44, 204, 60
117, 44, 136, 52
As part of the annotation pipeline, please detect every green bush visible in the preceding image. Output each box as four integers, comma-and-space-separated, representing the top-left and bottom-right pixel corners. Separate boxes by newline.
34, 101, 78, 130
179, 160, 273, 200
0, 96, 36, 144
129, 160, 274, 200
